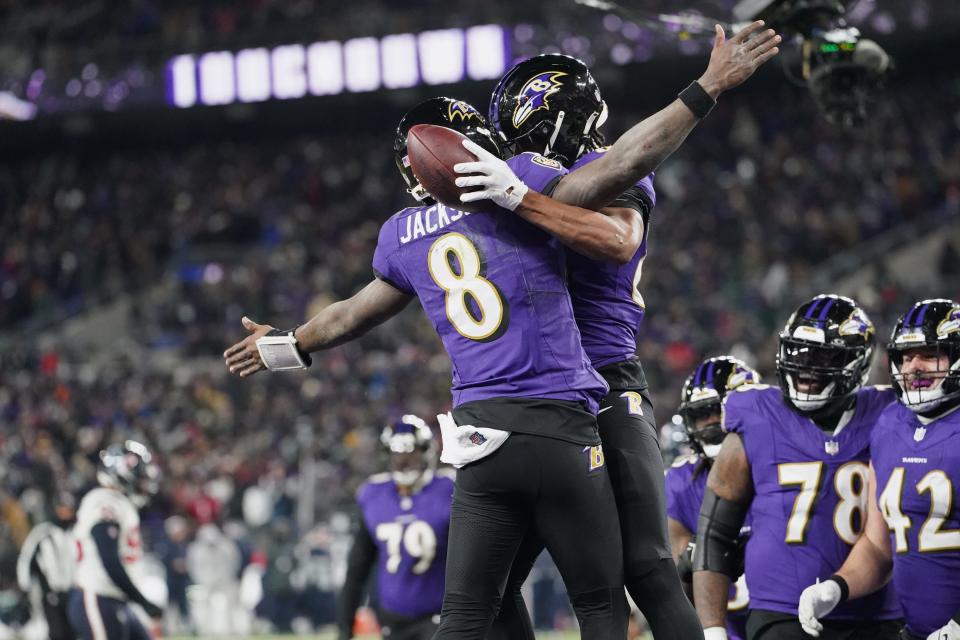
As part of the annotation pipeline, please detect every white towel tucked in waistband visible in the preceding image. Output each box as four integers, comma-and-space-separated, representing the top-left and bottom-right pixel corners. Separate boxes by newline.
437, 412, 510, 468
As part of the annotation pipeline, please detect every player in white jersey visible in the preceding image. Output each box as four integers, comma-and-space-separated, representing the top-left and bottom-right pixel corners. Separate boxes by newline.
67, 440, 163, 640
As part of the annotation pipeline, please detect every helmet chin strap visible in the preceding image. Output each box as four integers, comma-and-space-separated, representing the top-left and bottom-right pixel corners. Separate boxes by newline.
545, 110, 566, 157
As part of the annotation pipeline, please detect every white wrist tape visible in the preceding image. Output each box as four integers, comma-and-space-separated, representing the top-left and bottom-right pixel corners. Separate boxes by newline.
255, 335, 309, 371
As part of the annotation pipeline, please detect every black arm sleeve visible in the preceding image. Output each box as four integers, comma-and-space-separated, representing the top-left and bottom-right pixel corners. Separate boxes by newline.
337, 519, 378, 640
90, 522, 157, 612
611, 186, 652, 224
692, 488, 749, 579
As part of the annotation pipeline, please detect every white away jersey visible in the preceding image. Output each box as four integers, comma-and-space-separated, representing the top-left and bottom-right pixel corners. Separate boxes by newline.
73, 487, 143, 599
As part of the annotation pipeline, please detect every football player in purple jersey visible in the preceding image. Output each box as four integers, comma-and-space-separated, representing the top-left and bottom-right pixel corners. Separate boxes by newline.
692, 295, 902, 640
337, 416, 453, 640
224, 97, 688, 638
797, 299, 960, 640
482, 20, 780, 640
666, 356, 760, 640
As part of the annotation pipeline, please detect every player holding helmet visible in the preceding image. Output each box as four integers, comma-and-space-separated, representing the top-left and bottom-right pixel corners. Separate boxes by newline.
797, 299, 960, 640
337, 415, 452, 640
68, 440, 163, 640
692, 295, 902, 640
666, 356, 760, 640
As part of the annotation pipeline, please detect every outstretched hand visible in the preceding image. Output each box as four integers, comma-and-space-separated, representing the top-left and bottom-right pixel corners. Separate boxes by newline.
223, 316, 274, 377
698, 20, 781, 98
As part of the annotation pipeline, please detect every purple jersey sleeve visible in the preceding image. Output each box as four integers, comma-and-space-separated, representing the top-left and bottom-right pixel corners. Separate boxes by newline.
508, 152, 568, 194
720, 385, 765, 446
372, 209, 416, 294
665, 459, 701, 533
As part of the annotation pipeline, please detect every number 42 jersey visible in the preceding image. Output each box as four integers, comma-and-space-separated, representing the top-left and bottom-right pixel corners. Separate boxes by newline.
722, 385, 901, 620
872, 402, 960, 638
372, 153, 607, 413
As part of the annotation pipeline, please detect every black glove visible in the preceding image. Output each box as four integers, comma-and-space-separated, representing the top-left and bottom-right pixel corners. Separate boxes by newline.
677, 539, 696, 583
140, 599, 163, 619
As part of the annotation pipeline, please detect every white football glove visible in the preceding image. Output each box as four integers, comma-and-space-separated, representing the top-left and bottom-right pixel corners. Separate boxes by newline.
454, 139, 529, 211
703, 626, 728, 640
797, 580, 842, 637
927, 619, 960, 640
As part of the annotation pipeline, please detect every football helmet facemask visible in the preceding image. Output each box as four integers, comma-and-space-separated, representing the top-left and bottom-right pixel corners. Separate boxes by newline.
777, 294, 875, 417
380, 414, 436, 488
679, 356, 761, 458
489, 54, 607, 165
97, 440, 161, 508
887, 298, 960, 415
393, 97, 502, 205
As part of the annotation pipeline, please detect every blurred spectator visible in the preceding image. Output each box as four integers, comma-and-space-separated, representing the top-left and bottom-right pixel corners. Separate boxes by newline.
186, 523, 242, 635
156, 516, 191, 634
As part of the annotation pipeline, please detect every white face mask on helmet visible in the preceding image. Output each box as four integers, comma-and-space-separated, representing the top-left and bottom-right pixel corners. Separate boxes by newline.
391, 470, 424, 487
381, 415, 436, 490
887, 299, 960, 416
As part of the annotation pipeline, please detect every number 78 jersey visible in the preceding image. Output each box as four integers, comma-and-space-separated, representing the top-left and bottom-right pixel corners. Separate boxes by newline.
872, 402, 960, 638
372, 152, 607, 411
722, 385, 901, 620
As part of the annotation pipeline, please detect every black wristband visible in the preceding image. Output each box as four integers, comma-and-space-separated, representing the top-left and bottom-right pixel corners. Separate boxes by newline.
678, 81, 716, 119
267, 325, 313, 367
828, 574, 850, 603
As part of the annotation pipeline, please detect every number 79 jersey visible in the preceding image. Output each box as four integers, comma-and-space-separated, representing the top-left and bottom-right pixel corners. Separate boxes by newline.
372, 152, 607, 412
356, 471, 454, 618
722, 385, 901, 620
872, 402, 960, 638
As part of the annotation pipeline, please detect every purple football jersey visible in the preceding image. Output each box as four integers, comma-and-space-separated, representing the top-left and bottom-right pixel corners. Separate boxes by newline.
722, 385, 901, 620
871, 402, 960, 637
356, 471, 454, 618
665, 456, 750, 640
566, 148, 656, 369
372, 152, 607, 412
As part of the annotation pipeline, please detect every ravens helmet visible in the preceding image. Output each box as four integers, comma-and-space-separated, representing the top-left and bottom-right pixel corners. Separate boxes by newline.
393, 97, 502, 204
380, 414, 436, 488
679, 356, 760, 458
489, 54, 607, 165
887, 298, 960, 414
97, 440, 160, 508
777, 294, 875, 417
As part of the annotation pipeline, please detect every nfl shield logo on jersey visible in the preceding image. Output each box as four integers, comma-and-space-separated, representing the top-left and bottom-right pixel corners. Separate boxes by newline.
914, 426, 927, 442
824, 440, 840, 456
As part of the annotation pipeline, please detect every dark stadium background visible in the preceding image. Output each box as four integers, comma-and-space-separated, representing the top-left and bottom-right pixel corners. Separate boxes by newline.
2, 0, 959, 637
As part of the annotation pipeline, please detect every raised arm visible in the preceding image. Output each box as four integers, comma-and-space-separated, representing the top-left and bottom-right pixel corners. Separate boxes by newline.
693, 432, 753, 639
455, 140, 644, 263
552, 21, 781, 211
224, 278, 413, 377
797, 463, 893, 637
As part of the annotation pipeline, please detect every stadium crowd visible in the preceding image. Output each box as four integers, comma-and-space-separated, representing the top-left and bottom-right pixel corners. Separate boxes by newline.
2, 60, 960, 634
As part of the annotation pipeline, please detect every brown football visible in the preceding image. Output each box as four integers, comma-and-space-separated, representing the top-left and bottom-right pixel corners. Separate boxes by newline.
406, 124, 483, 212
